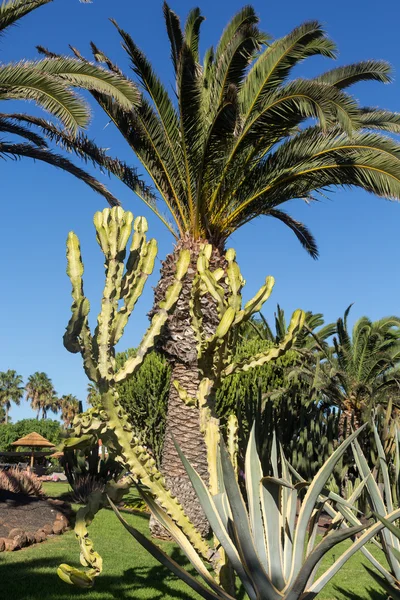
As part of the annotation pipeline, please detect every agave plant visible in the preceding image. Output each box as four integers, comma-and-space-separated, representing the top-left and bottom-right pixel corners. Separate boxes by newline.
350, 421, 400, 595
110, 425, 399, 600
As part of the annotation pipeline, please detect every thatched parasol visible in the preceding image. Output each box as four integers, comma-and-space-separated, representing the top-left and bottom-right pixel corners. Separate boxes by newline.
12, 432, 55, 467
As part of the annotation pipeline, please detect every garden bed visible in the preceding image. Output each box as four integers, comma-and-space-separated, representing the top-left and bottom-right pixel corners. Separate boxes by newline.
0, 491, 72, 551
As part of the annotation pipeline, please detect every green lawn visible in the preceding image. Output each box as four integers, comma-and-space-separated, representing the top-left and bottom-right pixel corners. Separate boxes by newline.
0, 482, 389, 600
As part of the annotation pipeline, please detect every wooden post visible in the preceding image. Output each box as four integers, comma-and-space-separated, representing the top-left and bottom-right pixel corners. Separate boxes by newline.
30, 447, 34, 468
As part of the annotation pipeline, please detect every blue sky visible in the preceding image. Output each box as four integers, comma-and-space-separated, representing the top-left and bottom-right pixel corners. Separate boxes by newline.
1, 0, 400, 422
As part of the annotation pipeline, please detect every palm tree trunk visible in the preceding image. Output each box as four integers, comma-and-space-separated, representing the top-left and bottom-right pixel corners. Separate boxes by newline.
149, 235, 226, 538
5, 404, 8, 425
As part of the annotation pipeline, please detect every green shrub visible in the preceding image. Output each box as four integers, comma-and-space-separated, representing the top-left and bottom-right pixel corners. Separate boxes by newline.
0, 419, 63, 451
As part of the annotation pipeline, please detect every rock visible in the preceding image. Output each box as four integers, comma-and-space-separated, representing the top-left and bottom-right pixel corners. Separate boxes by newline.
26, 533, 36, 545
55, 513, 69, 526
49, 499, 65, 507
8, 528, 24, 538
42, 523, 53, 535
0, 538, 5, 552
13, 533, 28, 550
52, 521, 65, 535
35, 530, 47, 544
4, 538, 18, 551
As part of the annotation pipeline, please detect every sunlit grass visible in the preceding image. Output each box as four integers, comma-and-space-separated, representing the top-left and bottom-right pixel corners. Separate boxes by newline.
0, 482, 388, 600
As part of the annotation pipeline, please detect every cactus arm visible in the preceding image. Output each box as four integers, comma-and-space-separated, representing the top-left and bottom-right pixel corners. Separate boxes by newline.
94, 210, 127, 380
173, 380, 197, 406
234, 276, 275, 325
225, 249, 243, 312
227, 415, 239, 477
58, 489, 105, 587
101, 390, 210, 557
223, 310, 305, 377
115, 249, 190, 382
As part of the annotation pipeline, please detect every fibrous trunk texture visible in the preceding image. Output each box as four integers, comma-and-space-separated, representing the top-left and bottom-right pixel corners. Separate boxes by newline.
149, 235, 226, 539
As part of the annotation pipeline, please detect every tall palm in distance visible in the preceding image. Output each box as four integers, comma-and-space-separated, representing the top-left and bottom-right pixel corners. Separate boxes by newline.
0, 370, 24, 424
60, 394, 80, 428
0, 0, 147, 206
25, 371, 57, 419
41, 4, 400, 531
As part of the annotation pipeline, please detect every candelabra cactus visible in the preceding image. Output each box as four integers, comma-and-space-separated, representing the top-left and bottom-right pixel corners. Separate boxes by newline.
58, 207, 209, 587
58, 212, 306, 590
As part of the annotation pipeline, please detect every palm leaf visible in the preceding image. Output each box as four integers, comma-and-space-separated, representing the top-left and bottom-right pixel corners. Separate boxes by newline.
0, 0, 50, 33
0, 141, 119, 206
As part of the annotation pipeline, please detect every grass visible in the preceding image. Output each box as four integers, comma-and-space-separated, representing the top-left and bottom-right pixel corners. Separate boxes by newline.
0, 482, 389, 600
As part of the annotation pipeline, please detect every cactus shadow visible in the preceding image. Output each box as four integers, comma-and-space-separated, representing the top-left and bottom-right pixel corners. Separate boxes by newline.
0, 552, 214, 600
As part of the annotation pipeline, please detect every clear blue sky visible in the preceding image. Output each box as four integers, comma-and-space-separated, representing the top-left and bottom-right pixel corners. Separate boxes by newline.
1, 0, 400, 422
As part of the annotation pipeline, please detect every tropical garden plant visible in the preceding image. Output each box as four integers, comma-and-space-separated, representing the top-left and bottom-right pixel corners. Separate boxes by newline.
317, 307, 400, 439
57, 206, 304, 584
0, 369, 24, 424
38, 3, 400, 528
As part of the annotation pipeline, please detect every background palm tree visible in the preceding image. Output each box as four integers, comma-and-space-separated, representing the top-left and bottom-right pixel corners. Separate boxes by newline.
0, 370, 24, 424
86, 382, 101, 408
60, 394, 80, 428
0, 0, 148, 206
319, 306, 400, 438
25, 371, 57, 420
41, 4, 400, 531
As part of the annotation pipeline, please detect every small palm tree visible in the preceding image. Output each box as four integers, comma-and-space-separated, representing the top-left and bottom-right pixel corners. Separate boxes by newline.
25, 371, 57, 419
319, 307, 400, 438
60, 394, 80, 428
43, 4, 400, 529
0, 0, 144, 205
0, 370, 24, 423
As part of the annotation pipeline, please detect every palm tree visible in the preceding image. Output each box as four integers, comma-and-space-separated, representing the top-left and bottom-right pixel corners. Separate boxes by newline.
42, 5, 400, 529
319, 307, 400, 439
60, 394, 80, 428
0, 0, 147, 205
86, 382, 101, 408
0, 370, 24, 423
25, 371, 57, 419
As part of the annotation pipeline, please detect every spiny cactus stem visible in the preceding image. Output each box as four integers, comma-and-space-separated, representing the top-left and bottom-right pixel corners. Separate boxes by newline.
101, 391, 210, 558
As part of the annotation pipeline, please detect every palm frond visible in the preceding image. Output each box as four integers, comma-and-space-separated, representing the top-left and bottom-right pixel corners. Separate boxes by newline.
266, 208, 319, 258
314, 61, 392, 89
0, 141, 120, 206
224, 130, 400, 230
184, 7, 204, 64
359, 107, 400, 134
33, 57, 140, 111
163, 2, 183, 75
0, 116, 47, 146
0, 62, 89, 131
0, 0, 50, 34
240, 21, 337, 120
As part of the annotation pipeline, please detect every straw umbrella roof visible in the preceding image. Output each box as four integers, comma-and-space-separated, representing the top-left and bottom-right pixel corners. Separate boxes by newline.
11, 432, 55, 448
49, 451, 63, 458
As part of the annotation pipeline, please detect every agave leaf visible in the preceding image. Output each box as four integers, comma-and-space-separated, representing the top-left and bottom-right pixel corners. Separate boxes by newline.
260, 475, 286, 589
245, 427, 269, 573
289, 425, 366, 584
306, 507, 400, 596
281, 451, 297, 581
285, 524, 365, 600
220, 441, 281, 599
134, 488, 235, 600
173, 437, 259, 600
108, 498, 229, 600
372, 421, 394, 514
352, 438, 400, 577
